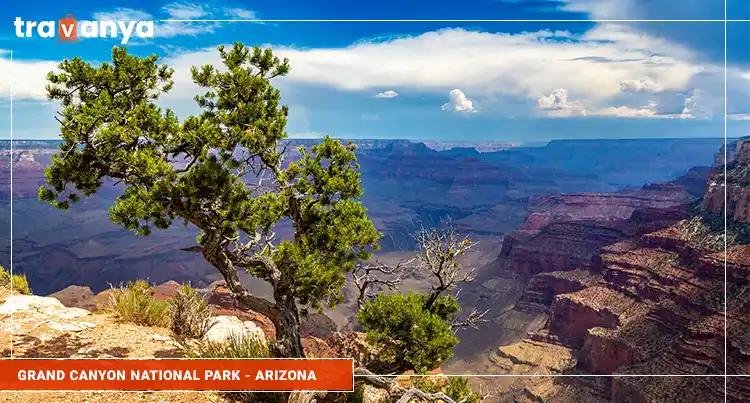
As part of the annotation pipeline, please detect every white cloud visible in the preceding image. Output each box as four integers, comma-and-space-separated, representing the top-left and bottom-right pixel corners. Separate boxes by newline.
536, 88, 695, 118
268, 27, 699, 106
537, 88, 573, 111
374, 90, 399, 98
91, 8, 153, 22
728, 114, 750, 120
92, 7, 219, 39
162, 2, 209, 19
3, 22, 747, 120
442, 89, 475, 113
620, 78, 663, 94
0, 56, 59, 100
223, 8, 260, 20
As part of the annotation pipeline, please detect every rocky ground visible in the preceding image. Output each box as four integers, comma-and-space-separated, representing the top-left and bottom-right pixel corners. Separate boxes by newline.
0, 286, 233, 402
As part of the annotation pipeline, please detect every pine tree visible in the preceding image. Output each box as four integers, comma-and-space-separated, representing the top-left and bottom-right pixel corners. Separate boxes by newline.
39, 43, 381, 358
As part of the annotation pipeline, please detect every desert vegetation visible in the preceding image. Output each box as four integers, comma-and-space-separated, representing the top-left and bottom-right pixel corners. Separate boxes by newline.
0, 265, 32, 295
108, 280, 170, 327
168, 283, 213, 339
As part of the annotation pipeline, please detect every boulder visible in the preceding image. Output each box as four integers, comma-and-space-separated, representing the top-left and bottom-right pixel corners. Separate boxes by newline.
301, 336, 336, 358
48, 285, 95, 309
202, 315, 266, 344
325, 331, 376, 367
0, 295, 90, 318
0, 295, 92, 334
205, 281, 277, 339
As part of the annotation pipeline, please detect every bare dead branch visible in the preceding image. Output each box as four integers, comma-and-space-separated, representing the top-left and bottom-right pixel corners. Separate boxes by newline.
353, 258, 415, 309
451, 307, 491, 331
411, 222, 477, 308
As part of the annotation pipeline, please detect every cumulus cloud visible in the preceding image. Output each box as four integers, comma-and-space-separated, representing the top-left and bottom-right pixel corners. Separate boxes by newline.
620, 78, 663, 94
442, 89, 475, 113
536, 88, 695, 119
3, 22, 747, 119
537, 89, 573, 111
260, 27, 699, 103
374, 90, 399, 98
91, 8, 153, 23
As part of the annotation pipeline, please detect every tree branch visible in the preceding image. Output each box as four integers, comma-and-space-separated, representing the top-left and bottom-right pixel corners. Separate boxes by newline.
353, 259, 414, 309
451, 307, 490, 331
412, 223, 477, 309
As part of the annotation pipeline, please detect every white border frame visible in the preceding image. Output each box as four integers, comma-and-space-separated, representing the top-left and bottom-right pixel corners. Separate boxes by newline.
4, 9, 739, 400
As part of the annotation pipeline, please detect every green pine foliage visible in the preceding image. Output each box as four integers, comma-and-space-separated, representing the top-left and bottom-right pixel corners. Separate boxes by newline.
40, 44, 484, 401
443, 377, 482, 403
358, 292, 460, 373
39, 43, 380, 357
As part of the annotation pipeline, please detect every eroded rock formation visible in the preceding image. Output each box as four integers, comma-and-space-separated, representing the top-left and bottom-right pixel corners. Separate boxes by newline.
485, 137, 750, 402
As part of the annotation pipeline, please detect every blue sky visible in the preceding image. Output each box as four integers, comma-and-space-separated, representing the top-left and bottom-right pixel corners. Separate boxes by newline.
1, 0, 750, 142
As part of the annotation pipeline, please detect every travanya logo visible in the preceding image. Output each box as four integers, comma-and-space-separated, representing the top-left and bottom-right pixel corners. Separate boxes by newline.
14, 15, 154, 44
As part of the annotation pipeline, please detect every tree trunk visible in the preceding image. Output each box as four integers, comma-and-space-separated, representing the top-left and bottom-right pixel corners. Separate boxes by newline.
271, 288, 306, 358
199, 232, 306, 359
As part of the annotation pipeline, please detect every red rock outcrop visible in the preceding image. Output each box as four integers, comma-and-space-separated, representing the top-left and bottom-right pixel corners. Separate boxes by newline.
498, 181, 699, 279
495, 218, 739, 402
48, 285, 95, 309
702, 136, 750, 224
485, 140, 750, 402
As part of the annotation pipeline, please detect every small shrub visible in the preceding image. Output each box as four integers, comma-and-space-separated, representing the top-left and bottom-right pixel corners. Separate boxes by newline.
358, 292, 459, 373
183, 333, 276, 402
412, 376, 481, 403
183, 332, 270, 359
412, 376, 445, 394
0, 266, 32, 295
168, 283, 213, 339
444, 377, 482, 403
11, 274, 32, 295
347, 385, 365, 403
109, 280, 169, 327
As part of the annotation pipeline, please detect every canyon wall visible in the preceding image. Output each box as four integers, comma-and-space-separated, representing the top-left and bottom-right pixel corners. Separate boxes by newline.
478, 137, 750, 402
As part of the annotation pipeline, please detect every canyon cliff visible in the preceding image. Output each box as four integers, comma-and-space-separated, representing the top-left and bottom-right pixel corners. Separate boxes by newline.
461, 137, 750, 402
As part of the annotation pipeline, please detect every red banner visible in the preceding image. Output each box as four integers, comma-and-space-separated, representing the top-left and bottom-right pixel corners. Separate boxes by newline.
0, 359, 353, 391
